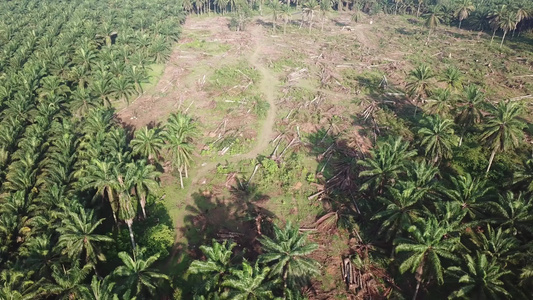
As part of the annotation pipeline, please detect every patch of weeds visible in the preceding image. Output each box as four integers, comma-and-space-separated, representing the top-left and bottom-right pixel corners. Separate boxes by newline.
140, 63, 165, 92
374, 108, 414, 140
250, 95, 270, 118
181, 39, 231, 54
285, 86, 316, 102
342, 69, 383, 94
269, 55, 305, 72
207, 60, 261, 94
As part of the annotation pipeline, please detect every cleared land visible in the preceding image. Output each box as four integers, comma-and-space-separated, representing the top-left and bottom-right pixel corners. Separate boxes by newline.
119, 12, 533, 298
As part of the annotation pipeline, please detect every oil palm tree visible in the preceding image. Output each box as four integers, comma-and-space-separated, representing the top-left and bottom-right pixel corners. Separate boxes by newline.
319, 0, 330, 32
0, 270, 42, 300
118, 190, 137, 250
498, 11, 517, 48
372, 181, 428, 242
424, 88, 453, 117
125, 160, 160, 219
512, 158, 533, 193
302, 0, 320, 33
491, 191, 533, 236
83, 275, 117, 300
407, 159, 439, 190
468, 225, 520, 267
406, 64, 434, 116
258, 221, 320, 289
358, 137, 417, 193
125, 65, 148, 94
280, 3, 291, 34
417, 115, 456, 164
82, 159, 120, 224
111, 76, 135, 104
480, 101, 525, 173
221, 261, 276, 300
455, 85, 485, 146
454, 0, 475, 29
56, 208, 113, 265
270, 1, 282, 33
113, 250, 168, 297
447, 253, 511, 299
395, 217, 461, 300
442, 173, 492, 221
130, 126, 164, 162
424, 8, 443, 46
488, 5, 507, 45
163, 113, 197, 188
440, 66, 463, 91
46, 262, 92, 300
188, 239, 236, 294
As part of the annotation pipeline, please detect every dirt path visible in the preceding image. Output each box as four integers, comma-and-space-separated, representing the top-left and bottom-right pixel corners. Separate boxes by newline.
183, 24, 278, 204
352, 24, 376, 49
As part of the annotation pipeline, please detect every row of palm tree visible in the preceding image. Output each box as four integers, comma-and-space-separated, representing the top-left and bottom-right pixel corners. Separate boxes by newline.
0, 0, 189, 298
187, 221, 319, 298
404, 64, 526, 173
422, 0, 532, 47
304, 57, 532, 297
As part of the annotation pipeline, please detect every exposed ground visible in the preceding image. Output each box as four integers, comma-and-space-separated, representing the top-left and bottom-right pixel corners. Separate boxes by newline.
118, 12, 533, 298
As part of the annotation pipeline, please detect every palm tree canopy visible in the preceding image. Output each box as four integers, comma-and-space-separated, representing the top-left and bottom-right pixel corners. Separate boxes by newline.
358, 137, 417, 192
395, 217, 460, 285
259, 221, 320, 288
448, 252, 511, 299
480, 101, 526, 154
221, 261, 276, 300
113, 250, 168, 296
56, 208, 113, 263
417, 115, 456, 162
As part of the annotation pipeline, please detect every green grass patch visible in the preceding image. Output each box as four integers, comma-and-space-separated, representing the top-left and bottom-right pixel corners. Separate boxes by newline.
141, 63, 165, 92
207, 60, 261, 94
180, 39, 231, 54
159, 179, 190, 231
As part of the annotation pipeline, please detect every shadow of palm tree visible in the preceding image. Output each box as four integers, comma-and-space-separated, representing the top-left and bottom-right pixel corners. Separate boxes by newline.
178, 180, 276, 260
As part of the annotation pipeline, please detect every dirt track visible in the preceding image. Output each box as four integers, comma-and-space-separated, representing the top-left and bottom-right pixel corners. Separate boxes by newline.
183, 23, 278, 200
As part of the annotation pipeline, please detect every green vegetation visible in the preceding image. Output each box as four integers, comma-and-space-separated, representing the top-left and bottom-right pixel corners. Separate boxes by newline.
3, 0, 533, 298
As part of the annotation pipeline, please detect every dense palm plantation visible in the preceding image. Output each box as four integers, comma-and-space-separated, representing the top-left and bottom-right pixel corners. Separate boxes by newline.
0, 0, 186, 298
2, 0, 533, 298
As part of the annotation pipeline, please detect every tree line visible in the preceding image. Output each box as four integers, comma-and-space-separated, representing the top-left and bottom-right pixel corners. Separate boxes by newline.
183, 0, 533, 48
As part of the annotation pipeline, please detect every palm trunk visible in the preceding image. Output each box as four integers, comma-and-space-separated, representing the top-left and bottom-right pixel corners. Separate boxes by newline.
126, 219, 136, 250
413, 261, 424, 300
458, 19, 462, 29
413, 279, 422, 300
282, 265, 289, 297
179, 169, 184, 189
106, 188, 118, 224
416, 2, 421, 17
490, 28, 497, 45
459, 131, 464, 146
486, 149, 496, 173
395, 2, 398, 14
136, 186, 147, 219
500, 31, 507, 48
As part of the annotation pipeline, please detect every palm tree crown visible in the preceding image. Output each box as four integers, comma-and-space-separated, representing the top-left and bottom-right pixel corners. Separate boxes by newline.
258, 221, 320, 289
